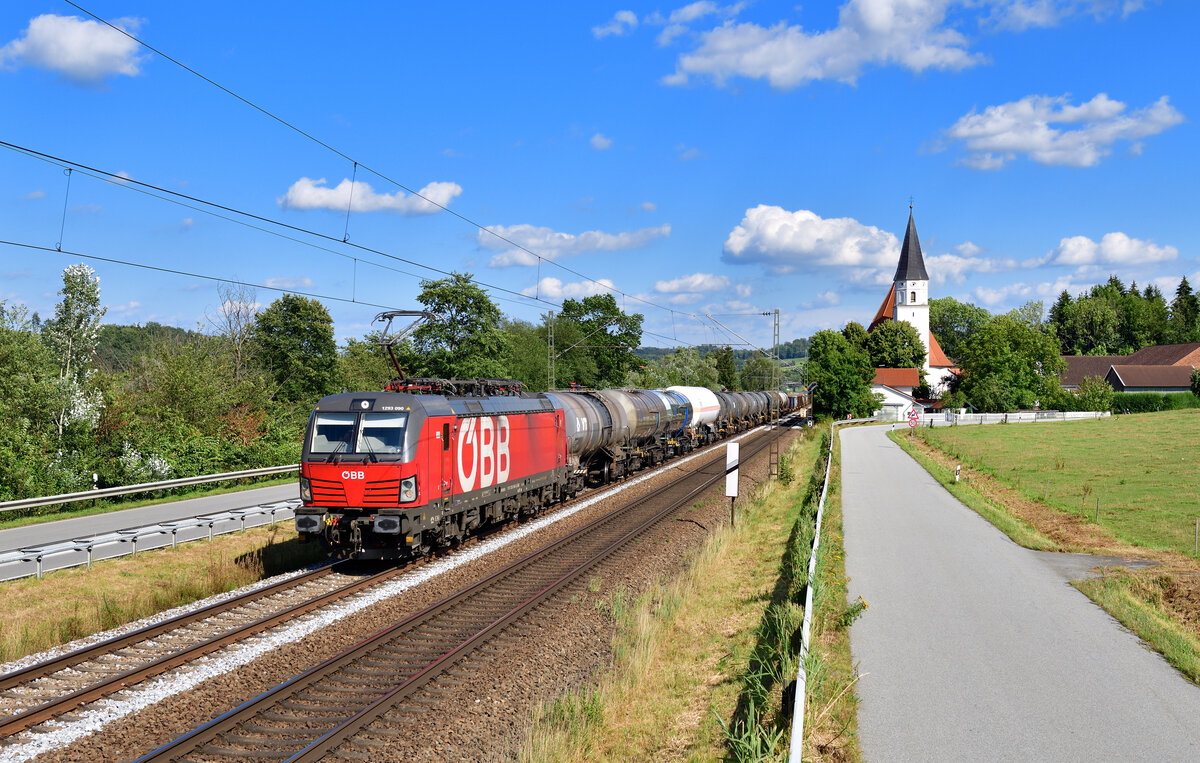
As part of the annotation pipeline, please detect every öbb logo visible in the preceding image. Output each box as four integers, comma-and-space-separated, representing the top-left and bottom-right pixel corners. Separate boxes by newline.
457, 416, 510, 491
341, 471, 365, 480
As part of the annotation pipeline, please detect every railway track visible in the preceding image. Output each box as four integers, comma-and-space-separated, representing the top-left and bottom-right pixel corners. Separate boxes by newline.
136, 424, 782, 761
0, 561, 405, 740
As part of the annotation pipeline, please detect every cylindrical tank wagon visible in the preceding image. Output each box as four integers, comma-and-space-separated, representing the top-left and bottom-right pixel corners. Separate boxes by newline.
295, 380, 808, 560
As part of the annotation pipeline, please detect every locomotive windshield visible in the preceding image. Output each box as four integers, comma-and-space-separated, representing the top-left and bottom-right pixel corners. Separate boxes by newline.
308, 411, 409, 455
358, 412, 408, 454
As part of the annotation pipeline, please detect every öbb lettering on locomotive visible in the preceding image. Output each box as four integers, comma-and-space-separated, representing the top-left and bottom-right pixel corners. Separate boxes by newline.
295, 383, 811, 559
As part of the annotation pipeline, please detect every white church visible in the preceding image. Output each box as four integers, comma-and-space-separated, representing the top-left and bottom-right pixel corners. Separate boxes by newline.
867, 209, 957, 421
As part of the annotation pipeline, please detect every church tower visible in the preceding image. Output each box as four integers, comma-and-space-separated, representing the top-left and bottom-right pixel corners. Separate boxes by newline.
892, 208, 931, 375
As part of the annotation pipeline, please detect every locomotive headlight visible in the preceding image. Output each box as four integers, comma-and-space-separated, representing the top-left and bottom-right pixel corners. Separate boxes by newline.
300, 476, 312, 502
399, 476, 417, 503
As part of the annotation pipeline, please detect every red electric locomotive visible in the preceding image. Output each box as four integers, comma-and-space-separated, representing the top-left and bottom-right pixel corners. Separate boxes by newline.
295, 381, 566, 559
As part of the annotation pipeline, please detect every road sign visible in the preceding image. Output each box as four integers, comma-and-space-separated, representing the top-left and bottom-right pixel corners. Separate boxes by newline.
725, 443, 739, 498
908, 409, 920, 429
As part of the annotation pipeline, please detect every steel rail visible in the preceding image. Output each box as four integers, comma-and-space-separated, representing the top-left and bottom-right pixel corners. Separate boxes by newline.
0, 561, 410, 738
0, 465, 297, 513
136, 427, 781, 762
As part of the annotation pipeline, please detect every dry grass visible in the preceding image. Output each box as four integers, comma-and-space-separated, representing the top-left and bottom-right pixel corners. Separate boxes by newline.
521, 434, 821, 761
0, 523, 323, 663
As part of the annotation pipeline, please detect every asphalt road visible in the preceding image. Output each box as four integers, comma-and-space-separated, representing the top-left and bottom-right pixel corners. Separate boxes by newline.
841, 425, 1200, 761
0, 483, 298, 553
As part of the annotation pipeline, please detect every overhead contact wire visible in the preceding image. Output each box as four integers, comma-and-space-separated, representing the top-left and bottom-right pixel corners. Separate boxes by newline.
62, 1, 716, 332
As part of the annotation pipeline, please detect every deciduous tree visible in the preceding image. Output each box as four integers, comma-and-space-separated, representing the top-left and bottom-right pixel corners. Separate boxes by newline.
808, 329, 875, 418
956, 315, 1065, 412
412, 272, 508, 380
252, 293, 338, 403
931, 297, 991, 361
557, 294, 643, 387
866, 320, 926, 369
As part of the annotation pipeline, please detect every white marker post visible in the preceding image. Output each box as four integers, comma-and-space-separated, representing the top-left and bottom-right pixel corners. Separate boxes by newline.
726, 442, 739, 528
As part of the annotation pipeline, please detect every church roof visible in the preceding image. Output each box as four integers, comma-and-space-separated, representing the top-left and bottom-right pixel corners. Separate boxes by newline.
868, 287, 893, 330
893, 210, 928, 282
927, 332, 954, 368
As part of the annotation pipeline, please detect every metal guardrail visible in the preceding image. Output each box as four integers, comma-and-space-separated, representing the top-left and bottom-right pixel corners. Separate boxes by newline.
0, 465, 299, 514
0, 500, 300, 581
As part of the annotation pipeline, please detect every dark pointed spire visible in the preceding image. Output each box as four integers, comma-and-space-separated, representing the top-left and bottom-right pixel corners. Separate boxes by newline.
893, 209, 928, 282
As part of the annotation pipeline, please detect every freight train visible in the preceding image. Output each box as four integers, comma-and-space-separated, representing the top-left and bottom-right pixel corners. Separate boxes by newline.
295, 379, 811, 559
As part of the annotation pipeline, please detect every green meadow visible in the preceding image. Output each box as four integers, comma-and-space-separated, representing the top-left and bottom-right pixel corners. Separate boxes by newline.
919, 410, 1200, 556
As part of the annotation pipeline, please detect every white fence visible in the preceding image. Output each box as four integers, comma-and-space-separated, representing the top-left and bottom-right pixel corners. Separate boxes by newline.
941, 410, 1109, 425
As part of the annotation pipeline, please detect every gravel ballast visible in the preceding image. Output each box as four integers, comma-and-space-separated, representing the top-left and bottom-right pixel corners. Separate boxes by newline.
12, 428, 790, 762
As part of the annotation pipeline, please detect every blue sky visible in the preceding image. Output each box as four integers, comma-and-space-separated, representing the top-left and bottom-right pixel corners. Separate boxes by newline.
1, 1, 1196, 350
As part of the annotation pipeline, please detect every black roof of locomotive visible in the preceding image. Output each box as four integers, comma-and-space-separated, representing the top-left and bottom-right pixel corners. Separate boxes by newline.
314, 391, 554, 418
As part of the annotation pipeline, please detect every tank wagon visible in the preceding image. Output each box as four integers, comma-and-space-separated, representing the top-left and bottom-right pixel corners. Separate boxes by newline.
296, 380, 811, 559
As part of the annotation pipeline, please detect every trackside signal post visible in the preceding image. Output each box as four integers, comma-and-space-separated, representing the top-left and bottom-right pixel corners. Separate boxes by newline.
726, 442, 739, 527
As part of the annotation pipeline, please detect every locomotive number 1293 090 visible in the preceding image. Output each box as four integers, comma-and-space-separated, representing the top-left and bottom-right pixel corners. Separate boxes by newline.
456, 415, 510, 491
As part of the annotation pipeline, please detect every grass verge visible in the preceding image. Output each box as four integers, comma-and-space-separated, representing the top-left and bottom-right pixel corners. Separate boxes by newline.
0, 523, 323, 663
803, 430, 862, 761
520, 432, 822, 761
886, 428, 1057, 551
1073, 572, 1200, 684
0, 475, 297, 531
896, 414, 1200, 688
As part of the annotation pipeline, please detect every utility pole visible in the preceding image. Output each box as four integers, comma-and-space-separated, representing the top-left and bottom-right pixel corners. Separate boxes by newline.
546, 311, 555, 391
769, 308, 781, 480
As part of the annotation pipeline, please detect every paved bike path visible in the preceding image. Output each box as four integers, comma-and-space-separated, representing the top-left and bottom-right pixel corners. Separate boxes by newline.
841, 425, 1200, 761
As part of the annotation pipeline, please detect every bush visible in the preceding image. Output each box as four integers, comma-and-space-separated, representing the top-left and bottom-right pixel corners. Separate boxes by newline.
1111, 391, 1200, 414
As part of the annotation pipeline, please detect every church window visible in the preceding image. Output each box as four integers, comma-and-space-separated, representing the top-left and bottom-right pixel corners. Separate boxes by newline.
911, 290, 917, 303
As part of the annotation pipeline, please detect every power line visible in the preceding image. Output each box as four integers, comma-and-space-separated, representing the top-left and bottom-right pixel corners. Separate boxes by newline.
0, 238, 400, 311
62, 1, 710, 329
1, 139, 546, 314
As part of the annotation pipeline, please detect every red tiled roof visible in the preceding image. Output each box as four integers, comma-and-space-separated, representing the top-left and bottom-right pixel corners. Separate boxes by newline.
1106, 364, 1196, 391
928, 332, 952, 368
869, 286, 893, 330
873, 367, 920, 387
1125, 343, 1200, 367
1061, 355, 1125, 387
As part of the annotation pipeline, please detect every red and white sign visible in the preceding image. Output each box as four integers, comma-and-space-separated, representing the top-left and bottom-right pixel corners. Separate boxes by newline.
907, 409, 920, 429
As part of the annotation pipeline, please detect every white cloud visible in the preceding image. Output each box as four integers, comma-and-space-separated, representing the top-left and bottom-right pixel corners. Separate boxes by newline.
264, 276, 315, 290
654, 272, 731, 293
522, 277, 617, 300
480, 223, 671, 267
723, 205, 899, 276
663, 0, 983, 89
590, 133, 613, 150
640, 201, 658, 212
20, 190, 45, 200
955, 241, 983, 257
974, 282, 1033, 306
179, 217, 194, 230
1049, 231, 1178, 266
802, 290, 842, 309
946, 93, 1184, 169
107, 300, 141, 316
278, 177, 462, 215
676, 143, 703, 160
593, 10, 639, 38
655, 2, 745, 45
0, 14, 145, 85
925, 251, 1019, 285
735, 283, 752, 298
983, 0, 1150, 31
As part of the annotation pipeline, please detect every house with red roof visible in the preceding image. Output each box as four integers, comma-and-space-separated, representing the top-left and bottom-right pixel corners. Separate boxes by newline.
1060, 342, 1200, 393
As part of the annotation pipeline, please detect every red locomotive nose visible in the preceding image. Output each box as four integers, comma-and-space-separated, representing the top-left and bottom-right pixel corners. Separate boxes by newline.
303, 463, 407, 507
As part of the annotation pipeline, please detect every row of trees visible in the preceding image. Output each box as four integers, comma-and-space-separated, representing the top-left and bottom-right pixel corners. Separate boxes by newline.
1047, 276, 1200, 356
809, 272, 1200, 417
6, 265, 796, 500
